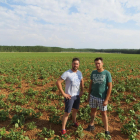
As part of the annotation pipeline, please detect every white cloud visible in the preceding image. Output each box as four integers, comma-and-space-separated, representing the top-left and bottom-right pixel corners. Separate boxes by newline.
0, 0, 140, 49
125, 0, 140, 10
77, 0, 130, 23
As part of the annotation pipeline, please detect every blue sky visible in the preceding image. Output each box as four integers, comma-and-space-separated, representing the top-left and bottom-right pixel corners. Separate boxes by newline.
0, 0, 140, 49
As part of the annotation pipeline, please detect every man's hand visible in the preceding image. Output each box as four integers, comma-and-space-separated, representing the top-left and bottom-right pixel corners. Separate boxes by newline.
64, 93, 71, 99
79, 91, 83, 97
103, 100, 108, 106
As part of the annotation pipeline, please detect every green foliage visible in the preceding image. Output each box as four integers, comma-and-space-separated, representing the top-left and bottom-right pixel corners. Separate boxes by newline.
133, 102, 140, 111
95, 117, 103, 126
0, 46, 140, 54
78, 104, 91, 122
26, 88, 38, 96
7, 92, 28, 105
0, 110, 9, 121
0, 94, 5, 100
107, 104, 113, 112
11, 108, 42, 128
53, 136, 61, 140
4, 129, 29, 140
121, 118, 139, 139
95, 132, 111, 140
0, 127, 6, 139
49, 115, 62, 124
38, 127, 55, 138
11, 114, 25, 127
26, 121, 37, 130
119, 114, 127, 122
129, 110, 135, 116
75, 125, 84, 138
61, 133, 71, 140
0, 100, 9, 109
115, 107, 124, 114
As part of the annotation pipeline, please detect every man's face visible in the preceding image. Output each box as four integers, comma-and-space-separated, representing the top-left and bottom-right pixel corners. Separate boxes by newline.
72, 60, 79, 71
95, 60, 103, 70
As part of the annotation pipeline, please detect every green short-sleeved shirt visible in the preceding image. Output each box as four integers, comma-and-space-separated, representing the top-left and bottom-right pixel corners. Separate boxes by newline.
90, 70, 112, 99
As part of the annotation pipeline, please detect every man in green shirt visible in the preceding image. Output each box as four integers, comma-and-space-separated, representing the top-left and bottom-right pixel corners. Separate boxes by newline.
85, 57, 112, 136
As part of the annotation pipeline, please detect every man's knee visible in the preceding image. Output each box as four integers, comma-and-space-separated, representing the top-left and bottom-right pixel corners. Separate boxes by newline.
72, 108, 78, 113
91, 108, 97, 115
64, 112, 70, 117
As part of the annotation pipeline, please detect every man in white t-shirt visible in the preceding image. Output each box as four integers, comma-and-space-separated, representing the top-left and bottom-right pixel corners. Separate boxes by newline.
56, 58, 84, 135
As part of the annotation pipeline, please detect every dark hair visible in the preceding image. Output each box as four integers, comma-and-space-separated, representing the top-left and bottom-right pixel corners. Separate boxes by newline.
72, 58, 80, 63
94, 57, 103, 62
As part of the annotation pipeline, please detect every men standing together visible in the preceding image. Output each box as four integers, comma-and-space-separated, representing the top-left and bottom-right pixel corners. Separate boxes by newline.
56, 57, 112, 136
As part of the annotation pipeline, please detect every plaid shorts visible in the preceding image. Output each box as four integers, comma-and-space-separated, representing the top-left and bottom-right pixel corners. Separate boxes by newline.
89, 95, 107, 111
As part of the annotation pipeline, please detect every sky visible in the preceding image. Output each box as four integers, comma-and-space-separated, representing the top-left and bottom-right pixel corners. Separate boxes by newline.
0, 0, 140, 49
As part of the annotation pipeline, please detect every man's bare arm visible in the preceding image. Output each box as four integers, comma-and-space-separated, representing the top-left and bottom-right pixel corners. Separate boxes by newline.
56, 77, 71, 99
79, 78, 84, 97
103, 82, 112, 106
87, 80, 92, 102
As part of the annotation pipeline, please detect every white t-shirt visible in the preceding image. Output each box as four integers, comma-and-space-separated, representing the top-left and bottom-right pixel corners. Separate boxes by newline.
61, 69, 83, 97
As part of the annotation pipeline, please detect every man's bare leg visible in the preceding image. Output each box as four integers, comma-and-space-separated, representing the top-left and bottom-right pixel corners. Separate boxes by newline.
90, 108, 97, 126
85, 108, 97, 131
101, 111, 108, 131
62, 112, 70, 130
72, 108, 78, 123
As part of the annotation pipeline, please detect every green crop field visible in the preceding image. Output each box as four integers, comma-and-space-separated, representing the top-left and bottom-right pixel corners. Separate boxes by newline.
0, 52, 140, 140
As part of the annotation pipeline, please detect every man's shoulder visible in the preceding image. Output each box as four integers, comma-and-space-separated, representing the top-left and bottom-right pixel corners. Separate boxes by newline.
104, 70, 111, 74
63, 69, 71, 73
77, 70, 82, 74
104, 70, 112, 79
61, 69, 71, 77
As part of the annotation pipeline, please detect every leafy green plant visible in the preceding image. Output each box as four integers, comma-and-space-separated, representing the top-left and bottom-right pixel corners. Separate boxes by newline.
115, 107, 124, 114
0, 127, 6, 139
0, 110, 9, 121
121, 118, 139, 139
107, 104, 113, 112
38, 127, 55, 138
95, 117, 103, 126
126, 94, 136, 101
0, 94, 5, 100
133, 102, 140, 111
53, 136, 60, 140
78, 105, 91, 123
0, 100, 9, 109
26, 121, 37, 130
11, 114, 25, 127
4, 129, 29, 140
26, 88, 38, 97
75, 125, 84, 138
49, 115, 62, 124
95, 132, 111, 140
119, 114, 126, 122
129, 110, 135, 116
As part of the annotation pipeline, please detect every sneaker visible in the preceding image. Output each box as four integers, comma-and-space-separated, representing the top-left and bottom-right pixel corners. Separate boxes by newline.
105, 131, 110, 135
61, 129, 66, 135
73, 122, 79, 128
85, 125, 95, 132
105, 131, 111, 139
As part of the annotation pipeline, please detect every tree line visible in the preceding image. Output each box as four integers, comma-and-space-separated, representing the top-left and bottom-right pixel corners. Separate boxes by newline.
0, 46, 140, 54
